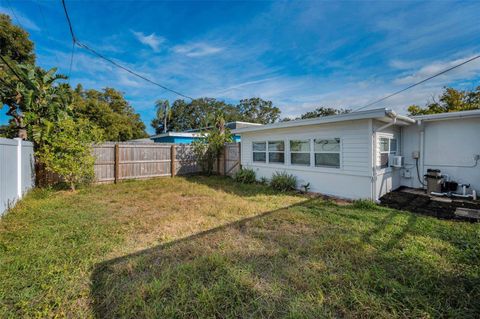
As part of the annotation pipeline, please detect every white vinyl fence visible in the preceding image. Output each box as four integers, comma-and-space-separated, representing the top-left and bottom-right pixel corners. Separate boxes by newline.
0, 138, 35, 216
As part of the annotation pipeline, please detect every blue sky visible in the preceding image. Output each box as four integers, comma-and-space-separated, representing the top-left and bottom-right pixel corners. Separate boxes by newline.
1, 0, 480, 134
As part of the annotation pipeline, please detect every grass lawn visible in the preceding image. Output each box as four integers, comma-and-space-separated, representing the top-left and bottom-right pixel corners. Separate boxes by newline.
0, 176, 479, 318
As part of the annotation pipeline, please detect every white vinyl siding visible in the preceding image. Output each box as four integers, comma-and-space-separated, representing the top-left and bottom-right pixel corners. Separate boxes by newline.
239, 119, 373, 199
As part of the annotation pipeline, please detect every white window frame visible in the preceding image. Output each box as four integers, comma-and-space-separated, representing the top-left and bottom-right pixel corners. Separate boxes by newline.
289, 139, 311, 166
252, 141, 267, 163
267, 140, 285, 164
313, 137, 342, 169
379, 136, 397, 169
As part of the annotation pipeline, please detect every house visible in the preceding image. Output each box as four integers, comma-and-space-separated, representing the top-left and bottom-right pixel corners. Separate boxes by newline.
150, 121, 261, 144
233, 108, 480, 200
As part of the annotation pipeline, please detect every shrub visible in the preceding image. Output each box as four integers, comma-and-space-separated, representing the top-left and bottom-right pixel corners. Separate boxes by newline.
259, 177, 269, 185
234, 168, 256, 184
35, 118, 102, 191
191, 112, 232, 175
352, 199, 378, 210
270, 171, 297, 192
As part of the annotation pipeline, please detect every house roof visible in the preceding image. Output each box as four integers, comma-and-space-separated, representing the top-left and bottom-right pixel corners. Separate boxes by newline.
233, 108, 414, 134
150, 132, 204, 139
412, 109, 480, 121
185, 121, 261, 132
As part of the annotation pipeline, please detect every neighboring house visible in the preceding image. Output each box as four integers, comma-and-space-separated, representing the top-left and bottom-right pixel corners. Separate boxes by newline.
233, 108, 480, 200
150, 121, 261, 144
127, 138, 155, 143
150, 132, 208, 144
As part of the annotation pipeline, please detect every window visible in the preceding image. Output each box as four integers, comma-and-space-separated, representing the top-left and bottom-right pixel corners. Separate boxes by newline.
290, 140, 310, 165
314, 138, 340, 168
252, 142, 266, 162
268, 141, 285, 163
379, 137, 397, 168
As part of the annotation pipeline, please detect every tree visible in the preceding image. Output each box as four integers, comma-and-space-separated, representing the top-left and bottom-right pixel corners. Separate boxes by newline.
165, 98, 240, 132
0, 62, 71, 139
160, 97, 281, 132
408, 87, 480, 115
1, 62, 102, 189
299, 107, 350, 119
191, 111, 233, 175
151, 99, 171, 134
236, 97, 280, 124
72, 86, 148, 141
36, 117, 102, 191
0, 14, 35, 64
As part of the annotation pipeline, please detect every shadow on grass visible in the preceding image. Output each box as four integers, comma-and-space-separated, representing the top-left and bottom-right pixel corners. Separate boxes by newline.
90, 198, 480, 318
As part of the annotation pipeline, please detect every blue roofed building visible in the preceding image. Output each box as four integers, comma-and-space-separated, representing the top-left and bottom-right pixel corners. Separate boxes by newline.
150, 121, 261, 144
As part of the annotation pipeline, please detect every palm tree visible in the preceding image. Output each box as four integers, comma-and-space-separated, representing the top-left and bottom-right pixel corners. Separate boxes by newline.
154, 99, 171, 133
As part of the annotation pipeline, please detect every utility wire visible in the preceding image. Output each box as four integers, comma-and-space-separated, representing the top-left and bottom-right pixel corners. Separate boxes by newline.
60, 0, 193, 100
61, 0, 76, 82
5, 0, 24, 30
353, 54, 480, 112
0, 55, 36, 91
36, 0, 61, 66
67, 41, 75, 81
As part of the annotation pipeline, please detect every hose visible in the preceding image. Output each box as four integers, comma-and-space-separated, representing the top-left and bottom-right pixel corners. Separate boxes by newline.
416, 158, 426, 187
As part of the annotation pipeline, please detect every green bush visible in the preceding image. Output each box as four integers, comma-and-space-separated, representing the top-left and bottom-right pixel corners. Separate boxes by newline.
259, 177, 269, 185
270, 171, 297, 192
234, 168, 256, 184
351, 199, 378, 210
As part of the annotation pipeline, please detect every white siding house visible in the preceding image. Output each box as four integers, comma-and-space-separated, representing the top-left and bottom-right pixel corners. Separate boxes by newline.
400, 110, 480, 193
233, 108, 480, 200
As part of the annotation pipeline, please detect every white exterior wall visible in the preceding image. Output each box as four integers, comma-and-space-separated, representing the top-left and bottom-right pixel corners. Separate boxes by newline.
400, 117, 480, 193
373, 120, 402, 199
240, 119, 373, 199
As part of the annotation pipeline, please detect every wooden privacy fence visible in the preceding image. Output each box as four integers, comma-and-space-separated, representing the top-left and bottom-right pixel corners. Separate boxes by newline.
92, 142, 241, 183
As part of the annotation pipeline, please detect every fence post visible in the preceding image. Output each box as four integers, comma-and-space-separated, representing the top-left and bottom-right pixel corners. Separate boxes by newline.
238, 142, 242, 170
171, 145, 176, 177
114, 143, 119, 183
15, 138, 22, 199
223, 145, 227, 176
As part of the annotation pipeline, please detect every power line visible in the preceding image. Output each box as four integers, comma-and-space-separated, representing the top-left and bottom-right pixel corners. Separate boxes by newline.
0, 55, 36, 91
5, 0, 24, 30
61, 0, 76, 82
353, 54, 480, 112
60, 0, 193, 100
36, 0, 61, 66
67, 41, 75, 81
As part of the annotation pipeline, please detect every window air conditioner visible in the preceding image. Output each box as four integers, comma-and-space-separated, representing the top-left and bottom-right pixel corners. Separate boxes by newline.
390, 156, 404, 168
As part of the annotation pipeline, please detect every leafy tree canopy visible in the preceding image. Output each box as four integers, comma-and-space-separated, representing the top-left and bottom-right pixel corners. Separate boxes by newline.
236, 97, 281, 124
299, 107, 350, 119
408, 86, 480, 115
152, 97, 280, 133
73, 85, 147, 141
0, 14, 35, 64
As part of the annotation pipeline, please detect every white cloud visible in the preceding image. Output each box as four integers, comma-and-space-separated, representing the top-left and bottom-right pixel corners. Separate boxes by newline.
394, 54, 480, 85
132, 31, 165, 51
0, 6, 40, 31
173, 42, 223, 57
